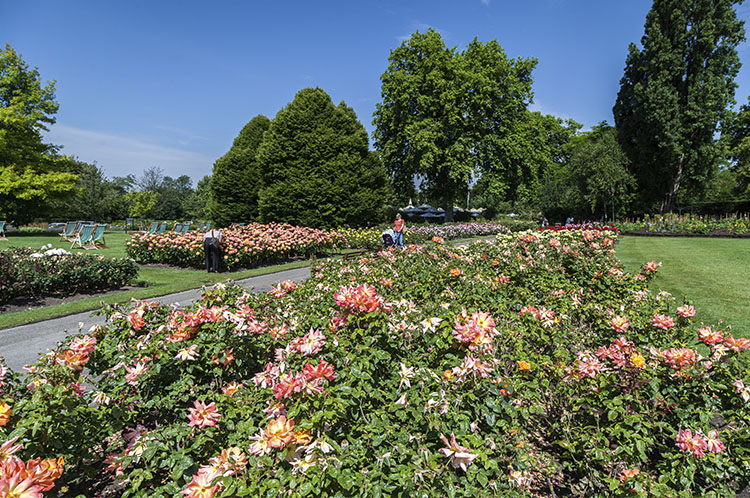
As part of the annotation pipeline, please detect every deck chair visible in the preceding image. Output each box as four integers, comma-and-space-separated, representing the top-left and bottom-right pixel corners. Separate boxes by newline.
0, 221, 6, 241
158, 221, 167, 233
181, 223, 190, 234
59, 221, 76, 241
64, 221, 84, 242
147, 221, 158, 234
205, 221, 211, 230
70, 224, 95, 249
90, 224, 108, 249
197, 221, 206, 231
173, 223, 183, 233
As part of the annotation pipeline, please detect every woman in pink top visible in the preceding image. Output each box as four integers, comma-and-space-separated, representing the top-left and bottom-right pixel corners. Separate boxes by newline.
394, 214, 405, 247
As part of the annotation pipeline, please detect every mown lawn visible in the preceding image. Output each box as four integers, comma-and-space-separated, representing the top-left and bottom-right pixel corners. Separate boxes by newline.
0, 231, 315, 329
616, 236, 750, 337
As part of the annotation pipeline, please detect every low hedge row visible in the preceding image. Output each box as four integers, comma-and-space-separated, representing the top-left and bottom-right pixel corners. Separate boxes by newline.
0, 246, 139, 304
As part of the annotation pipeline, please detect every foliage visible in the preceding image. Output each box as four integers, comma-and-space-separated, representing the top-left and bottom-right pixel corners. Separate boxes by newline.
613, 0, 746, 213
0, 245, 138, 303
125, 222, 344, 269
373, 30, 536, 220
257, 88, 388, 228
53, 160, 131, 221
125, 190, 160, 218
3, 230, 749, 497
0, 43, 78, 225
211, 115, 270, 227
567, 124, 635, 221
614, 213, 750, 235
336, 222, 509, 249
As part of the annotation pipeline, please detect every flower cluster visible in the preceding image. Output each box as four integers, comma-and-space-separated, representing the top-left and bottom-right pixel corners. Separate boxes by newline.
126, 222, 344, 269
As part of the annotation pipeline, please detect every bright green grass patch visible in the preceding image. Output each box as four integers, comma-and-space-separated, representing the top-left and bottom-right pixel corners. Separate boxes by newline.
616, 236, 750, 337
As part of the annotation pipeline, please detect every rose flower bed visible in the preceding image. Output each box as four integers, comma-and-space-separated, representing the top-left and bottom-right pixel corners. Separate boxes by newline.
0, 246, 138, 304
125, 222, 344, 269
337, 222, 509, 249
1, 230, 749, 497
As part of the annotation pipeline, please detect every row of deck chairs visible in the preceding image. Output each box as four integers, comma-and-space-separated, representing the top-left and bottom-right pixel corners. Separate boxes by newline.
143, 221, 212, 234
59, 222, 108, 250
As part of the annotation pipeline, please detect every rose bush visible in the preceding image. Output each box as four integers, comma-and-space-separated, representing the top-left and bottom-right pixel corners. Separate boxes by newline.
614, 213, 750, 235
0, 245, 139, 304
126, 222, 345, 269
1, 230, 749, 497
337, 222, 509, 249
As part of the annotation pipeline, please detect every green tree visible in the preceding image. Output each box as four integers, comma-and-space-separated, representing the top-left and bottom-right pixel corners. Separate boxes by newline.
126, 190, 159, 218
613, 0, 745, 213
0, 43, 77, 224
257, 87, 387, 228
184, 175, 212, 220
568, 125, 635, 221
373, 29, 536, 221
211, 115, 270, 227
54, 160, 130, 221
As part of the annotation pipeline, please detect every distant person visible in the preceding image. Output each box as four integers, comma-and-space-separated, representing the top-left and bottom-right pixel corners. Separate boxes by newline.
203, 228, 224, 273
394, 213, 405, 247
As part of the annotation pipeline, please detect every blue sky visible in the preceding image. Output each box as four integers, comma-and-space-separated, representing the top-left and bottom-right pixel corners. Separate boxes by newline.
5, 1, 750, 185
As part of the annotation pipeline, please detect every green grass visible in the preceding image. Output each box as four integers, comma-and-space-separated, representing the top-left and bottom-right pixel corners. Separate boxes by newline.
616, 236, 750, 337
0, 231, 317, 329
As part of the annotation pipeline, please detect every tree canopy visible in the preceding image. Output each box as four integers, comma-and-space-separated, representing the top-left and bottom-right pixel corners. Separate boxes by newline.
211, 115, 270, 227
0, 43, 77, 224
613, 0, 745, 213
373, 29, 536, 220
257, 87, 387, 228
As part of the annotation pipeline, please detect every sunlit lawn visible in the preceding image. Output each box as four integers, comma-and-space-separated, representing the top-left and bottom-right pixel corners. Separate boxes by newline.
616, 236, 750, 337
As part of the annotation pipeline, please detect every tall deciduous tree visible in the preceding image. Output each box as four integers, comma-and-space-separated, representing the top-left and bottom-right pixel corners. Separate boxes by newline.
257, 87, 387, 228
0, 43, 77, 224
372, 29, 536, 221
613, 0, 745, 213
211, 115, 270, 227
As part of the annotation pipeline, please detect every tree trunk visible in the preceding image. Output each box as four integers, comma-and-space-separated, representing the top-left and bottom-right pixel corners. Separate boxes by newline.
444, 191, 454, 223
660, 154, 684, 214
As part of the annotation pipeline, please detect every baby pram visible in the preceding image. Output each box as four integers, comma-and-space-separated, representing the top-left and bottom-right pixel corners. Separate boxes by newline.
381, 228, 395, 248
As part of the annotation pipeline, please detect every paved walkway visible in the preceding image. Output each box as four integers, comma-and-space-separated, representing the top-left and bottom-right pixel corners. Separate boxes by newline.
0, 267, 311, 372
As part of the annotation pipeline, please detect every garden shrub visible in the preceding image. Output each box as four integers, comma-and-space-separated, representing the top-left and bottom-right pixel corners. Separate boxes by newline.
1, 230, 748, 497
337, 222, 509, 249
126, 222, 344, 269
0, 246, 138, 304
615, 213, 750, 235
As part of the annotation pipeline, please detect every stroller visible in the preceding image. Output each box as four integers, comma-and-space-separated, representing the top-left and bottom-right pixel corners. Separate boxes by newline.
381, 228, 395, 248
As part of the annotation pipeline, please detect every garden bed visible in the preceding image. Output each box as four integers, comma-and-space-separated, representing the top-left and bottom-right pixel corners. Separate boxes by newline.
1, 230, 748, 497
0, 284, 143, 314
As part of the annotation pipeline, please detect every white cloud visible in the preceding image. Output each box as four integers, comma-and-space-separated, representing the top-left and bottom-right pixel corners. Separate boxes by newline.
45, 124, 215, 182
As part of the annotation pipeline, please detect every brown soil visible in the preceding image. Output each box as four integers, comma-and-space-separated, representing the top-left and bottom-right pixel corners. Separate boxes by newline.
0, 285, 143, 314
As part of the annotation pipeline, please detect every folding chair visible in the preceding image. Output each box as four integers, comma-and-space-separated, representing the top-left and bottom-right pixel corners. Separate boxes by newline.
147, 222, 158, 234
181, 223, 190, 234
173, 223, 183, 233
90, 224, 108, 249
0, 221, 6, 241
205, 221, 211, 230
59, 221, 76, 241
158, 221, 167, 233
70, 224, 95, 249
198, 221, 206, 231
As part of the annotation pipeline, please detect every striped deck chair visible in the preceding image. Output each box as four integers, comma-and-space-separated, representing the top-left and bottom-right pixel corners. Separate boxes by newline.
65, 221, 84, 242
158, 221, 167, 233
59, 221, 76, 241
90, 224, 108, 249
70, 224, 95, 249
0, 220, 6, 241
181, 223, 190, 234
173, 223, 183, 233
